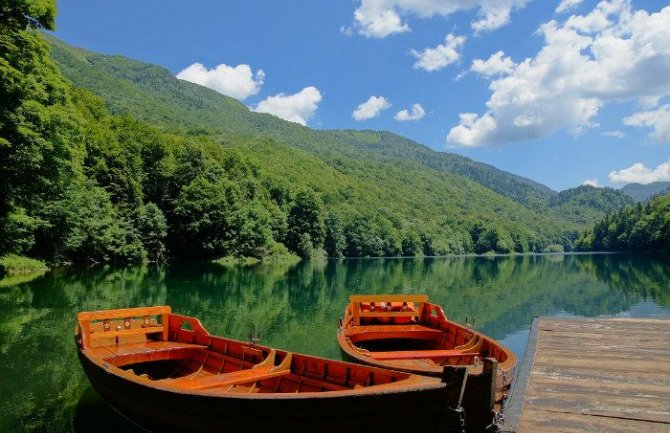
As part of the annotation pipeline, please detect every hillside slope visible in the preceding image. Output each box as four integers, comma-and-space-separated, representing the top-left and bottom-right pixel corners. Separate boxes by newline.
46, 34, 557, 208
42, 34, 633, 254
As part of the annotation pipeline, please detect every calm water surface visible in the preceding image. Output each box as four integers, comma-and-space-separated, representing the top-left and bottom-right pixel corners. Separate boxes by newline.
1, 253, 669, 432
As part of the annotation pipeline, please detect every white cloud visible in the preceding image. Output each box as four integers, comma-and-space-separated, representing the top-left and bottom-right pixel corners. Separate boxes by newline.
556, 0, 583, 14
447, 2, 670, 147
350, 0, 531, 38
176, 63, 264, 100
582, 178, 601, 187
412, 34, 466, 72
471, 51, 516, 78
609, 160, 670, 184
252, 87, 322, 126
602, 130, 625, 138
623, 105, 670, 142
395, 103, 426, 121
353, 96, 391, 121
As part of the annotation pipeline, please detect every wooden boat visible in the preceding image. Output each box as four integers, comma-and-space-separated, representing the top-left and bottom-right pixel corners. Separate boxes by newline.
337, 295, 517, 411
75, 306, 468, 433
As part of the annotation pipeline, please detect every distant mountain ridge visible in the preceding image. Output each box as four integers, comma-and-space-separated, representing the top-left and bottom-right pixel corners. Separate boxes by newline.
44, 34, 634, 245
620, 182, 670, 202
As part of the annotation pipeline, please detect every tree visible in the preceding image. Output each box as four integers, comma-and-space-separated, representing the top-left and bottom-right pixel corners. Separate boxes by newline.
0, 0, 56, 33
136, 203, 167, 262
0, 0, 83, 255
172, 175, 243, 258
38, 181, 144, 263
285, 189, 325, 256
324, 212, 345, 258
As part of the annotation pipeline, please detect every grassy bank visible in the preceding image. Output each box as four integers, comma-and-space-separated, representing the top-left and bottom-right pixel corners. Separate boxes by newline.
0, 255, 49, 288
213, 244, 301, 267
0, 255, 49, 277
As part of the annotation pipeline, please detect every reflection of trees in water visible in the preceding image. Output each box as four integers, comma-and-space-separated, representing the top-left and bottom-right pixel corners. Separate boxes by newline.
0, 266, 166, 433
0, 255, 669, 432
585, 254, 670, 307
162, 254, 670, 355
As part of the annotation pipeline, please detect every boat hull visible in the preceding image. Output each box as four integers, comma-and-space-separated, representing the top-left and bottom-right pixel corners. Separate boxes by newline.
79, 350, 459, 433
338, 296, 517, 432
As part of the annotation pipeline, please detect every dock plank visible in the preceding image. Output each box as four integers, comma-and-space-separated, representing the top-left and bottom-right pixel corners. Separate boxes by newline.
503, 317, 670, 433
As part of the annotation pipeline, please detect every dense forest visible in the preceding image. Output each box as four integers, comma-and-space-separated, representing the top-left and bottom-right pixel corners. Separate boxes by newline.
0, 1, 641, 266
576, 193, 670, 252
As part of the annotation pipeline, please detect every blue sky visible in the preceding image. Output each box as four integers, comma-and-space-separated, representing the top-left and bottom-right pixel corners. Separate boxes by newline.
52, 0, 670, 191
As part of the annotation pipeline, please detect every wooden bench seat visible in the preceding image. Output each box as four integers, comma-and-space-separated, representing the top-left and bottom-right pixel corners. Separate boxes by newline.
345, 324, 442, 342
165, 351, 292, 391
92, 341, 209, 367
167, 365, 291, 390
369, 350, 481, 361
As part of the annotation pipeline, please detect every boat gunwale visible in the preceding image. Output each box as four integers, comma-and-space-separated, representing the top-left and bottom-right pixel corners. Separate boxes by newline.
338, 298, 517, 377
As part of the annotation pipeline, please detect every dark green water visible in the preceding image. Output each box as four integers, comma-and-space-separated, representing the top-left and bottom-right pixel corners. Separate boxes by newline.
1, 253, 669, 433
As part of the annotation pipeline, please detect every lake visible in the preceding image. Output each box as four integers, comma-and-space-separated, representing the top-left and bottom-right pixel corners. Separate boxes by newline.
1, 253, 669, 433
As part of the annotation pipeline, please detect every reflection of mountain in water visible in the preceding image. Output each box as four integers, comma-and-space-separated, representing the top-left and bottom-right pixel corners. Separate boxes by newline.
0, 254, 669, 433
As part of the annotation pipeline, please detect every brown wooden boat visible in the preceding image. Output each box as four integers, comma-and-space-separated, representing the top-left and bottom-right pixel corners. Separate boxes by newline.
337, 295, 517, 410
75, 306, 468, 433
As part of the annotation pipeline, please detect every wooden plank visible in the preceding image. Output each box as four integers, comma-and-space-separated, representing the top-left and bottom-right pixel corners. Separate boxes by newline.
89, 326, 165, 340
508, 317, 670, 433
530, 365, 670, 387
533, 354, 670, 374
167, 366, 291, 390
358, 311, 420, 318
349, 294, 428, 303
502, 316, 540, 433
518, 408, 670, 433
536, 330, 669, 341
369, 350, 480, 360
78, 306, 171, 322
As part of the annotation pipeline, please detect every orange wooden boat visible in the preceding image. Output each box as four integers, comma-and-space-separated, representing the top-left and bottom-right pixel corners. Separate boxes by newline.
337, 295, 517, 410
75, 306, 468, 433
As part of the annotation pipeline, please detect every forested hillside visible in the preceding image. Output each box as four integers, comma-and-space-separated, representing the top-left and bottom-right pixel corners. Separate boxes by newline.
45, 35, 606, 212
548, 186, 634, 226
576, 193, 670, 252
0, 2, 634, 265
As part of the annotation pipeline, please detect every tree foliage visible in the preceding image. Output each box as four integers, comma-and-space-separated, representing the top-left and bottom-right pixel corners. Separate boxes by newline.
576, 194, 670, 252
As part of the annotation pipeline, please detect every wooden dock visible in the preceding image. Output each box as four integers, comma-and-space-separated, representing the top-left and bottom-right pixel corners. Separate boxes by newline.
503, 317, 670, 433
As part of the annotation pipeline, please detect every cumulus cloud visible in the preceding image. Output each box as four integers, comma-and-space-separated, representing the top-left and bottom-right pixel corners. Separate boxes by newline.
176, 63, 264, 100
609, 160, 670, 184
602, 130, 625, 138
349, 0, 531, 38
623, 105, 670, 142
471, 51, 516, 78
412, 34, 466, 72
447, 1, 670, 147
252, 87, 322, 126
395, 103, 426, 121
582, 178, 601, 187
556, 0, 583, 14
353, 96, 391, 121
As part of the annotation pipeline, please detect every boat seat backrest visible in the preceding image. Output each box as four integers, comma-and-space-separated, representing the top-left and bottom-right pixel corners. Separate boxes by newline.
77, 306, 173, 349
349, 295, 428, 326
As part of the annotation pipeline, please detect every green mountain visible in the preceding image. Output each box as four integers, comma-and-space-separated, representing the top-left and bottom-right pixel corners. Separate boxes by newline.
621, 182, 670, 202
45, 34, 556, 208
44, 35, 638, 249
0, 16, 635, 266
548, 185, 634, 226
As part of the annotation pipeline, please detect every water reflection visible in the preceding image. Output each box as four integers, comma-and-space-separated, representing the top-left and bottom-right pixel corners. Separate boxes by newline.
0, 253, 669, 432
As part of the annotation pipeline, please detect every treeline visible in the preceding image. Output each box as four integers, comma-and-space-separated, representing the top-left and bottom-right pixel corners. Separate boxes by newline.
0, 2, 577, 265
575, 194, 670, 252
